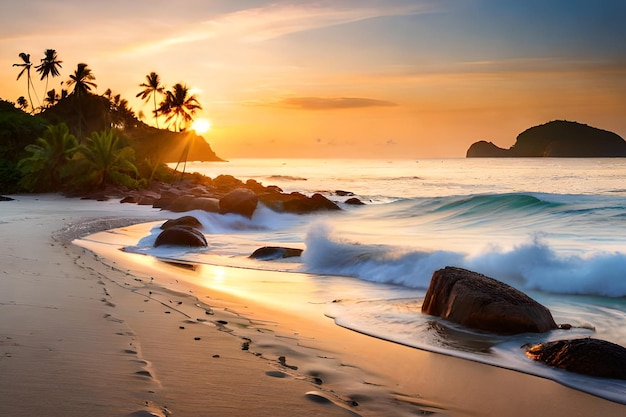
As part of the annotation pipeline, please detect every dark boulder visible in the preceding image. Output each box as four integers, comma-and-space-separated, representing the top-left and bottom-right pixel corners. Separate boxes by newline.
164, 195, 220, 213
219, 188, 259, 218
422, 266, 557, 334
0, 196, 14, 202
281, 193, 341, 214
161, 215, 203, 230
335, 190, 355, 196
525, 338, 626, 380
249, 246, 303, 260
154, 226, 207, 248
345, 197, 365, 205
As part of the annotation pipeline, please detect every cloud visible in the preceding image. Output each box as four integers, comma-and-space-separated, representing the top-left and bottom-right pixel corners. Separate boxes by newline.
276, 96, 398, 110
127, 1, 436, 54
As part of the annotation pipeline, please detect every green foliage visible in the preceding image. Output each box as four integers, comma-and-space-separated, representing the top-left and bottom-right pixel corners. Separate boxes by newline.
17, 123, 78, 192
137, 156, 174, 183
70, 129, 140, 190
0, 158, 22, 193
0, 100, 49, 162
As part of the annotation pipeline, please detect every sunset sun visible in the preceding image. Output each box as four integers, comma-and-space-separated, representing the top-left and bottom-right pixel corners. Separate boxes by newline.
191, 118, 212, 134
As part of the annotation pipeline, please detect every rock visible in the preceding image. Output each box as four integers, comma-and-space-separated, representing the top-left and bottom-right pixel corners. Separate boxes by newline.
154, 226, 207, 248
281, 193, 341, 214
249, 246, 303, 260
0, 195, 14, 201
421, 266, 557, 334
161, 215, 203, 230
345, 197, 365, 205
525, 338, 626, 380
335, 190, 355, 196
120, 195, 137, 204
467, 120, 626, 158
219, 188, 258, 218
165, 195, 220, 213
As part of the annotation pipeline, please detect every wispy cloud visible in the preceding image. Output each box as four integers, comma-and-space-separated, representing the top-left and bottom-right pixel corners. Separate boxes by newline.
276, 96, 398, 110
129, 1, 436, 54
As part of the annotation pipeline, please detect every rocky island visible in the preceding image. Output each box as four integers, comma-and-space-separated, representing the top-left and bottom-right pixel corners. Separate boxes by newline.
467, 120, 626, 157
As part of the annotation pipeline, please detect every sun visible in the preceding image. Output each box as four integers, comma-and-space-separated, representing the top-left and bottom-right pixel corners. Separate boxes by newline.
191, 118, 212, 134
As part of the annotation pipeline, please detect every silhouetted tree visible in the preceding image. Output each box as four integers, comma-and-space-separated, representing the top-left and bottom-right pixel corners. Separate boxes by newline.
66, 63, 97, 96
137, 72, 165, 128
16, 96, 28, 111
35, 49, 62, 100
66, 63, 97, 138
13, 53, 40, 111
157, 83, 201, 132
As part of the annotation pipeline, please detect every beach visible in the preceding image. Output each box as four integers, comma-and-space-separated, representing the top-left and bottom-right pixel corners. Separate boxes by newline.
1, 193, 625, 417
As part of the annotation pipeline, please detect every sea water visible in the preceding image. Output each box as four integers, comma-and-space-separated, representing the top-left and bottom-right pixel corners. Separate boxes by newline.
127, 158, 626, 403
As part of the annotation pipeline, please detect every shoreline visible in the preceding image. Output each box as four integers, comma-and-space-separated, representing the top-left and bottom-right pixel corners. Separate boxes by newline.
1, 194, 625, 416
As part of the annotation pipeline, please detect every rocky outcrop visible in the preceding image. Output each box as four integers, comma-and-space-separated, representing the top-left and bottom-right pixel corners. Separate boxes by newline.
249, 246, 303, 260
525, 338, 626, 380
466, 120, 626, 157
219, 188, 259, 218
421, 267, 557, 334
154, 226, 207, 248
160, 215, 203, 230
466, 141, 512, 157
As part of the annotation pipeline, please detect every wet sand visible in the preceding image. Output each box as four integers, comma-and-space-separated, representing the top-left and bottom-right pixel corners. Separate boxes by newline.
1, 194, 624, 417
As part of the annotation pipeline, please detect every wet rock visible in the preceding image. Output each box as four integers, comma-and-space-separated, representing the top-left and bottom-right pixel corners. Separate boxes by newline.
525, 338, 626, 380
344, 197, 365, 205
154, 226, 207, 248
422, 266, 557, 334
335, 190, 355, 196
219, 188, 258, 218
160, 215, 203, 230
280, 192, 341, 214
249, 246, 303, 260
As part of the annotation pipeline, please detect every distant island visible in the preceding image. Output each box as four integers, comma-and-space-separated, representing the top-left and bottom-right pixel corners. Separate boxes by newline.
466, 120, 626, 157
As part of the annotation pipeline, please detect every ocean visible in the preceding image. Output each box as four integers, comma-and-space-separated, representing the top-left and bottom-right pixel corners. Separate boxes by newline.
126, 158, 626, 403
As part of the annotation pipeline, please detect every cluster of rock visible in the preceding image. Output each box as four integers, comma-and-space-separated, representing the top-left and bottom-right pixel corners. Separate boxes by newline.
422, 266, 626, 380
79, 172, 366, 218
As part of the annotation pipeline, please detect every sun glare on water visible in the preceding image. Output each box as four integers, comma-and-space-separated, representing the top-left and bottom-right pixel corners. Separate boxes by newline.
191, 118, 212, 134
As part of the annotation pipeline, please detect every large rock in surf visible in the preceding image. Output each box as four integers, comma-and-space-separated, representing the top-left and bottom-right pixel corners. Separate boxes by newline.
421, 266, 557, 334
154, 226, 207, 248
466, 120, 626, 157
160, 215, 203, 230
249, 246, 303, 260
219, 188, 259, 218
525, 338, 626, 380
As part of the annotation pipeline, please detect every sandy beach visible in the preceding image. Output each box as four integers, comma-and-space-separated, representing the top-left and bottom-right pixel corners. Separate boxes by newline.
1, 194, 625, 417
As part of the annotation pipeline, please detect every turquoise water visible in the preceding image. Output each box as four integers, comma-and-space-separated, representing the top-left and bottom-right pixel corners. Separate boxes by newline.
133, 158, 626, 402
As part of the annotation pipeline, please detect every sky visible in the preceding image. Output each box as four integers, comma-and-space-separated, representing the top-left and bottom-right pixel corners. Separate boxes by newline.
1, 0, 625, 159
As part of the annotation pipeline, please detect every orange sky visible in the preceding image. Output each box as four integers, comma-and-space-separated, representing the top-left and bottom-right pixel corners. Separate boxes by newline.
1, 1, 625, 159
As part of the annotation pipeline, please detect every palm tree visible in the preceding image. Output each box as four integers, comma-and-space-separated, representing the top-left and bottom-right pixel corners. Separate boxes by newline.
35, 49, 62, 99
157, 83, 202, 176
16, 96, 29, 111
136, 72, 165, 128
13, 53, 40, 111
44, 89, 60, 108
77, 130, 138, 188
66, 63, 97, 97
157, 83, 202, 132
18, 123, 78, 191
66, 63, 97, 139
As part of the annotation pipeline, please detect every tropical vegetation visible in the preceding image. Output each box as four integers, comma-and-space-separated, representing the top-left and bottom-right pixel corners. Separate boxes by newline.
1, 49, 220, 195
